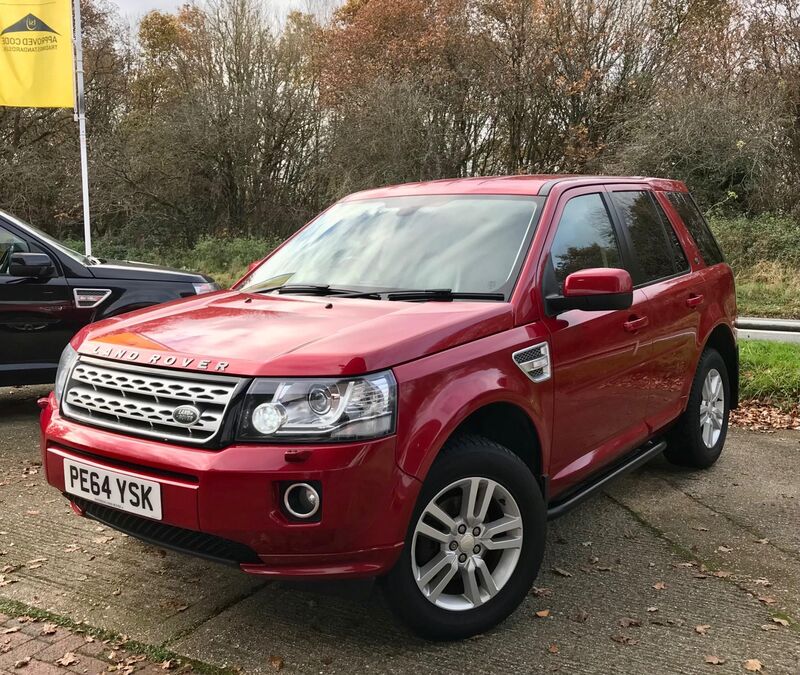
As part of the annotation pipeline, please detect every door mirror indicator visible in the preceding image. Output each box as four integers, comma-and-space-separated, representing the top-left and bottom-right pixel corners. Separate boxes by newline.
547, 268, 633, 314
9, 252, 55, 278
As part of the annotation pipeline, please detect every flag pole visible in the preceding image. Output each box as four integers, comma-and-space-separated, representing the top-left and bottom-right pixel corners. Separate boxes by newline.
72, 0, 92, 256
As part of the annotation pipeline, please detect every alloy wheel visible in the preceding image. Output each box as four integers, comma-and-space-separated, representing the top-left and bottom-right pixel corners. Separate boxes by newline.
700, 368, 725, 448
410, 477, 523, 611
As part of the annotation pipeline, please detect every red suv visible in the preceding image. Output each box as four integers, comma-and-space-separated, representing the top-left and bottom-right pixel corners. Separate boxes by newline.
40, 176, 737, 640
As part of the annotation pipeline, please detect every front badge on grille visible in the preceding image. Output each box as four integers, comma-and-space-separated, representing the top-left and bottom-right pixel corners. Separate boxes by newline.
172, 405, 201, 427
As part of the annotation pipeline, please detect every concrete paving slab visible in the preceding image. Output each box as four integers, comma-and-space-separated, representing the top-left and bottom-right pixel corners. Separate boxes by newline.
172, 497, 800, 674
2, 386, 800, 673
0, 389, 265, 645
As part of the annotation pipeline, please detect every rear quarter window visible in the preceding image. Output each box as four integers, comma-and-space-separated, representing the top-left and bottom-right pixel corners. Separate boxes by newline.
666, 192, 725, 266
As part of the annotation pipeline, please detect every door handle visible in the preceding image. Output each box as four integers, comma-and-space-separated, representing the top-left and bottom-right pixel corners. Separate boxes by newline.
623, 315, 649, 332
686, 293, 704, 308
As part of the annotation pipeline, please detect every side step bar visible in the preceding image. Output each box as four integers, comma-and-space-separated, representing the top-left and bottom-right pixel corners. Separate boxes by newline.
546, 439, 667, 520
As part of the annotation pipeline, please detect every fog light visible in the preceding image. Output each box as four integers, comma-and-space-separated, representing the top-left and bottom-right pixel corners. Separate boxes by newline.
283, 482, 321, 519
252, 402, 287, 435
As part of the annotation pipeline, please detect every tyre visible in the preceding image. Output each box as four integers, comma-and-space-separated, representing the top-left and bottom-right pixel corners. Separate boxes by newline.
665, 348, 730, 469
382, 435, 546, 640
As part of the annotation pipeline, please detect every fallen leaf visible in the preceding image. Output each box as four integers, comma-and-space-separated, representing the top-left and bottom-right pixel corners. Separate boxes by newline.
717, 546, 733, 553
548, 643, 559, 654
760, 624, 779, 631
705, 655, 725, 665
695, 624, 711, 635
176, 605, 189, 612
611, 634, 639, 645
55, 652, 78, 667
3, 627, 20, 634
92, 536, 114, 545
756, 538, 769, 545
535, 609, 551, 618
758, 596, 777, 605
619, 617, 641, 628
693, 526, 709, 532
744, 659, 763, 672
552, 567, 572, 578
653, 582, 667, 590
160, 660, 177, 670
571, 610, 589, 623
530, 586, 551, 597
647, 606, 658, 612
14, 657, 30, 669
772, 617, 789, 627
731, 400, 800, 431
40, 623, 57, 636
269, 655, 284, 671
713, 571, 731, 578
754, 578, 772, 587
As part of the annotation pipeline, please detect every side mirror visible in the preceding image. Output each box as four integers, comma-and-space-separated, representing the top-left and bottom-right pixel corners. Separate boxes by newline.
547, 268, 633, 314
9, 252, 55, 278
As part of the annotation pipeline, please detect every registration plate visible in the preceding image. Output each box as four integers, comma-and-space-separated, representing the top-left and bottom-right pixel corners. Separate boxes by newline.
63, 458, 163, 520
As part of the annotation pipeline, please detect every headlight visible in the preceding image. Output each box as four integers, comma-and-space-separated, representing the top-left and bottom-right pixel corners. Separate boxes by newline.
54, 344, 78, 402
192, 281, 220, 295
237, 371, 397, 442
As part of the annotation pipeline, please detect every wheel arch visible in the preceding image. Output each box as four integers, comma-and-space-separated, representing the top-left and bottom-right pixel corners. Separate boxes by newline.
404, 399, 547, 498
702, 322, 739, 409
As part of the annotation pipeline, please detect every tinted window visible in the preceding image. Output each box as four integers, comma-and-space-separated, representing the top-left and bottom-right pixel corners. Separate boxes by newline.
667, 192, 724, 266
0, 225, 30, 275
654, 199, 689, 272
610, 191, 678, 283
550, 193, 622, 288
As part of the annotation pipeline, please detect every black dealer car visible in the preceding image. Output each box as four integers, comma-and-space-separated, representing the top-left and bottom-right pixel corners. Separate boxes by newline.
0, 210, 218, 386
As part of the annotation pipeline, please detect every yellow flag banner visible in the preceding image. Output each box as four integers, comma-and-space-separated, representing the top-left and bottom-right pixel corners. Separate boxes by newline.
0, 0, 74, 108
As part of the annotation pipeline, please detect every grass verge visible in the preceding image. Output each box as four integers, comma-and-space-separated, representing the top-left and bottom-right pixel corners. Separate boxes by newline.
740, 339, 800, 408
735, 262, 800, 319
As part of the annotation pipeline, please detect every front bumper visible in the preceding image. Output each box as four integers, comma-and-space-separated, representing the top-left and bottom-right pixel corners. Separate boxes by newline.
40, 396, 419, 579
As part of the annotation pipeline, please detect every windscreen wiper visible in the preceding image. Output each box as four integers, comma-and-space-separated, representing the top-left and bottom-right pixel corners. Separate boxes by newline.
268, 284, 382, 299
386, 289, 506, 302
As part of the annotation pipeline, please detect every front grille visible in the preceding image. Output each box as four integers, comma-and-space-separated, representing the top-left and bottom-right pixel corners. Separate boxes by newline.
62, 357, 244, 444
73, 497, 262, 566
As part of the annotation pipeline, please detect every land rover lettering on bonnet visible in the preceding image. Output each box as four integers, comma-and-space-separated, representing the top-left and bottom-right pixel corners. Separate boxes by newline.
40, 175, 738, 640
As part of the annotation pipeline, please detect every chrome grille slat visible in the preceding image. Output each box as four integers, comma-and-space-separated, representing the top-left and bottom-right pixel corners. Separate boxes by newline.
71, 362, 233, 405
65, 386, 221, 433
61, 357, 244, 444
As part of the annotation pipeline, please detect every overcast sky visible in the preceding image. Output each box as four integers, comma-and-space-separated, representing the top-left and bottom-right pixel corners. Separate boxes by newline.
109, 0, 307, 20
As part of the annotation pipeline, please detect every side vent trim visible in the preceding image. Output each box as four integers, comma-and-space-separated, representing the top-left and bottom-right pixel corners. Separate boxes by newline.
512, 342, 551, 383
73, 288, 112, 309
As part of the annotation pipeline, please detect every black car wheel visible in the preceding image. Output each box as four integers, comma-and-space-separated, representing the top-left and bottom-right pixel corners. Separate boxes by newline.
382, 435, 546, 640
666, 348, 730, 469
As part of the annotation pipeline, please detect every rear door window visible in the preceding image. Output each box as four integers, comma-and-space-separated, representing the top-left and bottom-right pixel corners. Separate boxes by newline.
609, 191, 686, 285
666, 192, 724, 266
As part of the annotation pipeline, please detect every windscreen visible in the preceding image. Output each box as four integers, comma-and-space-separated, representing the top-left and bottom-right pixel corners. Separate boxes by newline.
239, 195, 542, 298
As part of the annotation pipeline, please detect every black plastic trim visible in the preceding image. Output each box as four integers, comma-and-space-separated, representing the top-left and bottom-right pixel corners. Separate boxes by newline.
71, 496, 262, 566
546, 439, 666, 520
